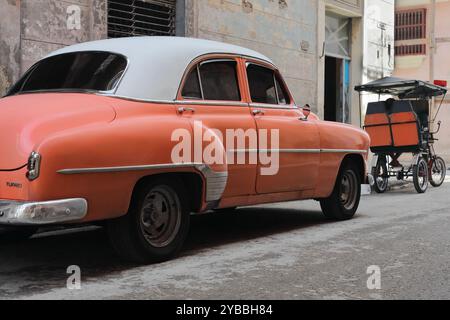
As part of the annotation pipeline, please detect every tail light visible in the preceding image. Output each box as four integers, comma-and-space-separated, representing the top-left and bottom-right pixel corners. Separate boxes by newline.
27, 152, 41, 181
434, 80, 448, 87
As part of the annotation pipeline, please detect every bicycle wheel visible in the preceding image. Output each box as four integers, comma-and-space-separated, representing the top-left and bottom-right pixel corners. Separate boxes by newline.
429, 156, 446, 187
372, 155, 389, 193
413, 157, 429, 194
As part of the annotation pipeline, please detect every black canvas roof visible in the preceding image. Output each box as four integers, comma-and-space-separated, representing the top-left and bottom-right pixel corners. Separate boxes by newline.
355, 77, 447, 98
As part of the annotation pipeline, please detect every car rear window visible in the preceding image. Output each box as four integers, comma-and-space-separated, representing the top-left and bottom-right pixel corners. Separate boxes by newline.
8, 51, 127, 95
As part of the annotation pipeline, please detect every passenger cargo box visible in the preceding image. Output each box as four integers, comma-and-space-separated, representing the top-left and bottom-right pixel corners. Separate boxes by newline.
364, 100, 423, 153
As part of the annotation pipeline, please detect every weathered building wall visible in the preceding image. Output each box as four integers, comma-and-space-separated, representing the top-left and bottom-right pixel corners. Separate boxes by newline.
1, 0, 376, 130
20, 0, 106, 72
327, 0, 363, 16
184, 0, 319, 112
394, 0, 450, 162
363, 0, 395, 82
320, 0, 364, 125
360, 0, 395, 127
0, 0, 20, 96
0, 0, 107, 95
183, 0, 366, 126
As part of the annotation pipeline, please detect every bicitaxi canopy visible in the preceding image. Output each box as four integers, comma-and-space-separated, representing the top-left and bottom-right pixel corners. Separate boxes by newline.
355, 77, 447, 99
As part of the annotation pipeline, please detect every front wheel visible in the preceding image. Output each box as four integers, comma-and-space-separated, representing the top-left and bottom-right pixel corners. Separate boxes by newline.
320, 161, 361, 221
107, 177, 190, 264
413, 157, 429, 194
429, 156, 446, 187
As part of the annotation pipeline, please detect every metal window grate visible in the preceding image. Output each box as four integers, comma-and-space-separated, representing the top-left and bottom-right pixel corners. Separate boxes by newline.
395, 44, 427, 56
108, 0, 176, 38
395, 9, 427, 41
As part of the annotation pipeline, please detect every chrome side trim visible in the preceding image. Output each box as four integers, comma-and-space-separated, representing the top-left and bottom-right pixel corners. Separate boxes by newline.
99, 94, 249, 108
371, 154, 379, 170
195, 165, 229, 202
229, 149, 366, 154
320, 149, 368, 154
361, 184, 372, 196
368, 174, 375, 186
200, 58, 236, 66
99, 94, 175, 104
58, 148, 367, 175
57, 163, 228, 203
249, 103, 296, 110
176, 100, 248, 107
57, 163, 203, 175
263, 149, 322, 154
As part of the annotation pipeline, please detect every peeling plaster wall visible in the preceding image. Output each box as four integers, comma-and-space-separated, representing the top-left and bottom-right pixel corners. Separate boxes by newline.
184, 0, 319, 112
319, 0, 365, 125
0, 0, 107, 94
0, 0, 371, 128
394, 0, 450, 162
360, 0, 395, 127
0, 0, 20, 96
184, 0, 367, 126
20, 0, 107, 72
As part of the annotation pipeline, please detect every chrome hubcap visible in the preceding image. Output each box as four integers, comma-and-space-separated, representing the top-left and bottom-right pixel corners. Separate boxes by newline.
140, 186, 181, 248
340, 170, 358, 210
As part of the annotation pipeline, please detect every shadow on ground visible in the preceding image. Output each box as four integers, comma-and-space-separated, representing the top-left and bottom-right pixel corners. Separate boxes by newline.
0, 206, 329, 298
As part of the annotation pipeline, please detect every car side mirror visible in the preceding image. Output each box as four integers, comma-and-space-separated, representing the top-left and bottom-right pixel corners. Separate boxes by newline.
300, 104, 311, 121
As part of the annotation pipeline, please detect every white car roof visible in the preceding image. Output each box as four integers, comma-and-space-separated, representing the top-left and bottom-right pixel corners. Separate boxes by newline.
47, 36, 273, 101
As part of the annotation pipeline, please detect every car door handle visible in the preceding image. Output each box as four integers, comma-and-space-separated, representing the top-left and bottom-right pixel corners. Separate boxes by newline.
178, 107, 196, 114
252, 109, 265, 116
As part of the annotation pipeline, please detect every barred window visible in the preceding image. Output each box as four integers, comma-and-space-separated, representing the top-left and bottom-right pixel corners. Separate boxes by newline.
395, 9, 427, 41
108, 0, 176, 38
395, 44, 427, 56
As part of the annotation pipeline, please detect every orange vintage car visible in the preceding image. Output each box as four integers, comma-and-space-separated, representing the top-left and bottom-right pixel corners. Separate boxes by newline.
0, 37, 370, 263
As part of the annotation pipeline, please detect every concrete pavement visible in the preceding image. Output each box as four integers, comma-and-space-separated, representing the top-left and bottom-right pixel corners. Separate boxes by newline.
1, 175, 450, 300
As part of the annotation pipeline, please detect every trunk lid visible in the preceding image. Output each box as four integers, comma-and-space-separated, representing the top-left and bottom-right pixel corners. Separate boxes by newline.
0, 93, 116, 170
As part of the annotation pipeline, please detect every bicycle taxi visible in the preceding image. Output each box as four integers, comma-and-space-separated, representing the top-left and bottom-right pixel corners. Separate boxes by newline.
355, 77, 448, 194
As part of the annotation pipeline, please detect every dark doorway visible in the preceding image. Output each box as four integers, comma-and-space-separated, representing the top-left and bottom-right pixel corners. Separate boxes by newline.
324, 56, 341, 122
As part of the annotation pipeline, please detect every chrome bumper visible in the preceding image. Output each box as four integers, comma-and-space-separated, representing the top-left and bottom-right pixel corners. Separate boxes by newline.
367, 174, 375, 186
0, 198, 87, 226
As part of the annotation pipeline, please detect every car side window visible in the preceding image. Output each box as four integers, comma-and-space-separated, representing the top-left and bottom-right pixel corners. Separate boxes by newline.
181, 67, 202, 99
247, 64, 290, 105
198, 61, 241, 101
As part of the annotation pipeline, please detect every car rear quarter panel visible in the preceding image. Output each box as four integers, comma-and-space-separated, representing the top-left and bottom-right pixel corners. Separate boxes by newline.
29, 99, 206, 222
0, 168, 29, 200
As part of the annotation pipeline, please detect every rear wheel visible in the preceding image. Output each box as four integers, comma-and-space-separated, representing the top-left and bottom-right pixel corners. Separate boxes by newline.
413, 157, 429, 193
372, 155, 389, 194
429, 156, 446, 187
320, 161, 361, 221
107, 177, 190, 264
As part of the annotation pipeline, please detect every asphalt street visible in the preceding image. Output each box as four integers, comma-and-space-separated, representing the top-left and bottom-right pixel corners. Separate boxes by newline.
1, 174, 450, 300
